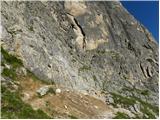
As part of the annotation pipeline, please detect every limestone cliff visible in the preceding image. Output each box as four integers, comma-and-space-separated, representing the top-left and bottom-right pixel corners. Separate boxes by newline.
1, 1, 159, 119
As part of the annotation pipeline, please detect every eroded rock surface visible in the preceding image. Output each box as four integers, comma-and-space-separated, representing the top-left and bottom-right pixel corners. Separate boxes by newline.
1, 1, 159, 118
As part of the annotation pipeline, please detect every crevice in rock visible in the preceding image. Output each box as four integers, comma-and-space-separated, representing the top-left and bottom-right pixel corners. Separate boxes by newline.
48, 64, 52, 68
140, 62, 153, 78
67, 13, 86, 50
146, 67, 152, 77
140, 63, 147, 78
146, 58, 158, 65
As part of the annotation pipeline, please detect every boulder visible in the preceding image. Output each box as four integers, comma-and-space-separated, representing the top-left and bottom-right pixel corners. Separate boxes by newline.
36, 86, 49, 96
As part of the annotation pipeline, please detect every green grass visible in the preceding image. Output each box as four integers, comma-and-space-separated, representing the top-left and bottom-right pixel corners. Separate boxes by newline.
122, 86, 150, 96
1, 47, 53, 118
110, 92, 135, 107
113, 112, 130, 119
1, 47, 23, 68
1, 86, 50, 119
1, 47, 23, 80
134, 97, 159, 118
1, 68, 17, 80
110, 92, 158, 119
140, 107, 155, 119
138, 89, 149, 96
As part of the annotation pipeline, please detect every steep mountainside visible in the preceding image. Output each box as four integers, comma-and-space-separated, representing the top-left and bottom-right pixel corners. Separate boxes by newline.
1, 1, 159, 119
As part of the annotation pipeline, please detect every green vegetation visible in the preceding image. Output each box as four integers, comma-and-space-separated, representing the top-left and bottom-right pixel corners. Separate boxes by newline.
1, 47, 23, 68
1, 68, 17, 80
1, 47, 52, 118
140, 107, 155, 119
79, 65, 91, 72
122, 86, 150, 96
135, 97, 158, 119
1, 47, 52, 85
48, 87, 56, 95
93, 75, 98, 82
110, 92, 158, 119
28, 26, 34, 32
139, 89, 149, 96
110, 92, 135, 107
1, 47, 23, 81
1, 86, 50, 119
113, 112, 130, 119
45, 101, 50, 107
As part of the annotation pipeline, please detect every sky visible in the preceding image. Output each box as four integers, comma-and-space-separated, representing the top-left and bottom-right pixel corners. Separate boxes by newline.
121, 1, 159, 42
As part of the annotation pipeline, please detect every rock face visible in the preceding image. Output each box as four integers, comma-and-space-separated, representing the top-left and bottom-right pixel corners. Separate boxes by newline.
1, 1, 159, 118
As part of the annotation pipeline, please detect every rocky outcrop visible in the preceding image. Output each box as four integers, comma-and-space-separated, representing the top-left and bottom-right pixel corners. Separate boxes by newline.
1, 1, 159, 118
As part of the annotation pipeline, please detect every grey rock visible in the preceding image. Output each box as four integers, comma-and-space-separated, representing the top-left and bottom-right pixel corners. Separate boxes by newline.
1, 76, 6, 82
1, 1, 158, 117
134, 102, 141, 113
16, 67, 27, 76
1, 66, 4, 74
36, 86, 49, 96
106, 94, 114, 104
4, 64, 11, 69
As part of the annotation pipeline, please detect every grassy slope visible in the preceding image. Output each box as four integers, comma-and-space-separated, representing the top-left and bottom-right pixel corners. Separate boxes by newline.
1, 47, 51, 119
